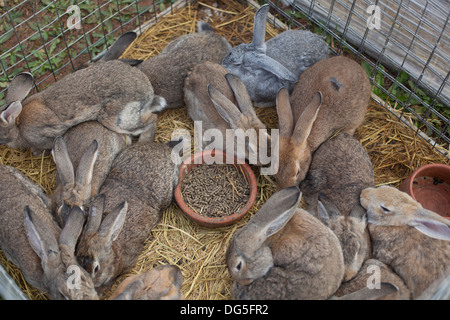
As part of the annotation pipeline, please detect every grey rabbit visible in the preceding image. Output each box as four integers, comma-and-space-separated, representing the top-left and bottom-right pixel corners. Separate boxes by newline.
109, 265, 184, 300
75, 140, 184, 294
0, 164, 98, 300
0, 32, 165, 155
222, 4, 299, 107
265, 29, 330, 93
299, 132, 374, 281
226, 186, 344, 299
360, 186, 450, 298
137, 22, 232, 109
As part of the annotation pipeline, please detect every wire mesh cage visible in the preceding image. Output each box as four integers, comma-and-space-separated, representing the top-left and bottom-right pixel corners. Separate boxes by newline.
0, 0, 449, 300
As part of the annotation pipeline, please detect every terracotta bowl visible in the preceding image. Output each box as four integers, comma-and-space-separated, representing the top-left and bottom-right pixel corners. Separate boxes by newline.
399, 163, 450, 220
174, 149, 257, 228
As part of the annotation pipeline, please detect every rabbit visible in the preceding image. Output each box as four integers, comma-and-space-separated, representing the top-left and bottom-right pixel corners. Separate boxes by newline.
360, 185, 450, 299
0, 164, 98, 300
75, 139, 184, 294
298, 132, 374, 280
316, 195, 372, 283
184, 61, 270, 165
275, 54, 371, 189
226, 186, 345, 300
332, 259, 411, 300
51, 126, 130, 226
265, 29, 330, 95
222, 4, 299, 107
136, 22, 232, 109
108, 265, 184, 300
416, 268, 450, 300
0, 55, 165, 155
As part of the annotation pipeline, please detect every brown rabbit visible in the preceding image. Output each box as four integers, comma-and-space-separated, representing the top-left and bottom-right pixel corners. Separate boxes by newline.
51, 123, 130, 226
299, 132, 374, 281
184, 62, 270, 165
109, 265, 184, 300
0, 165, 98, 299
333, 259, 411, 300
0, 59, 164, 155
226, 186, 344, 299
76, 140, 184, 294
275, 55, 371, 188
137, 22, 232, 109
360, 186, 450, 298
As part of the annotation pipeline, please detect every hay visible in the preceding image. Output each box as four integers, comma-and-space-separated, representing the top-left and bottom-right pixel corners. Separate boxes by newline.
0, 0, 448, 300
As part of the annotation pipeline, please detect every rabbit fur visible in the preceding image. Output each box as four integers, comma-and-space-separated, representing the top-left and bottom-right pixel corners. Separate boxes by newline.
184, 61, 270, 164
137, 22, 232, 109
75, 140, 184, 294
299, 132, 374, 281
51, 126, 130, 227
0, 165, 98, 300
109, 265, 184, 300
360, 186, 450, 298
222, 4, 300, 107
226, 186, 344, 299
332, 259, 411, 300
275, 55, 371, 188
0, 59, 164, 155
265, 29, 330, 93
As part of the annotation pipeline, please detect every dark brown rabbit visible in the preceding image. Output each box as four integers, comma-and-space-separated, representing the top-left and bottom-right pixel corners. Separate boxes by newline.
0, 165, 98, 300
76, 140, 184, 294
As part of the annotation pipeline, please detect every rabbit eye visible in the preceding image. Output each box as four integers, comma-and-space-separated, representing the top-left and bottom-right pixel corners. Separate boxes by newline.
295, 169, 301, 178
380, 206, 391, 213
235, 261, 242, 272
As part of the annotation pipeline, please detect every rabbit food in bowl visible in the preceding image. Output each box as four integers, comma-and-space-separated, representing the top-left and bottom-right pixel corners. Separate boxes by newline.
175, 150, 257, 228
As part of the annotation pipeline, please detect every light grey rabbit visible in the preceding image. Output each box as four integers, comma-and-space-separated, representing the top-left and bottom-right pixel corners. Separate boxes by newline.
299, 132, 374, 281
275, 55, 371, 189
108, 265, 184, 300
0, 165, 98, 300
184, 61, 270, 165
222, 4, 298, 107
51, 128, 130, 226
265, 29, 330, 93
360, 186, 450, 298
0, 34, 165, 155
332, 259, 411, 300
75, 140, 184, 294
137, 22, 232, 109
226, 186, 344, 299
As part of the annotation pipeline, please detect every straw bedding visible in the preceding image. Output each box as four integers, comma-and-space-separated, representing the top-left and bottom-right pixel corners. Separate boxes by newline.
0, 0, 448, 300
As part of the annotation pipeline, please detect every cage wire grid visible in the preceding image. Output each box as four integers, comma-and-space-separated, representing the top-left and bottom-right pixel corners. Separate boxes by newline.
0, 0, 449, 152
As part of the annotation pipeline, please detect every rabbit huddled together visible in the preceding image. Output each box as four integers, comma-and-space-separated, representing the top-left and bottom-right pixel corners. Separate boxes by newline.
1, 2, 448, 302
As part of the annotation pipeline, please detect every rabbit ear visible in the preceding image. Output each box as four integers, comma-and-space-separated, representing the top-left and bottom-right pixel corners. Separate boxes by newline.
0, 101, 22, 125
408, 208, 450, 241
98, 202, 128, 245
5, 72, 34, 105
52, 136, 75, 190
246, 186, 301, 245
250, 4, 270, 49
24, 206, 60, 264
335, 282, 399, 300
82, 194, 105, 238
208, 84, 243, 129
349, 203, 368, 224
59, 206, 85, 258
101, 31, 137, 62
276, 88, 294, 137
224, 73, 255, 116
292, 91, 322, 143
250, 53, 297, 82
74, 139, 98, 193
317, 195, 342, 222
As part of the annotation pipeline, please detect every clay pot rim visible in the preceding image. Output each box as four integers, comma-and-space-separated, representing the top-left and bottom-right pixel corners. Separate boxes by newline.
174, 149, 257, 228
